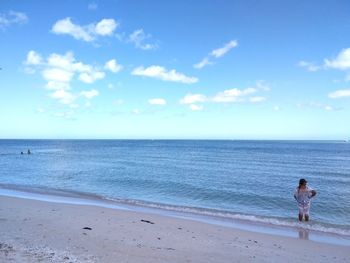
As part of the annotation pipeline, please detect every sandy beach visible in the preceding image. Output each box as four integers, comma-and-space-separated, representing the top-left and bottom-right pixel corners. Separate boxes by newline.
0, 195, 348, 262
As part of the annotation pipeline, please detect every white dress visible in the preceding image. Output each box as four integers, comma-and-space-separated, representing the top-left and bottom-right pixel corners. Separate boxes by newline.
294, 186, 314, 215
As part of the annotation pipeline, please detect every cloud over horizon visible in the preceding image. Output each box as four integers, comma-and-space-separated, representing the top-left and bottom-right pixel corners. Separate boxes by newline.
180, 82, 268, 110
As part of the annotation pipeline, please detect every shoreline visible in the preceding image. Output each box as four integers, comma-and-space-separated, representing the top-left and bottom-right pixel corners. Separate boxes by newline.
1, 195, 349, 262
0, 185, 349, 247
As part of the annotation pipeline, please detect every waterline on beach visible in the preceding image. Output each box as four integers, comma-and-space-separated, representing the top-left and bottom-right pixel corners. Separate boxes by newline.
1, 185, 349, 246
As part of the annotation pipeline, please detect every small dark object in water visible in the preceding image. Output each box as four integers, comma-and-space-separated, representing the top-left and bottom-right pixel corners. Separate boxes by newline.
27, 149, 31, 154
141, 219, 155, 224
21, 152, 24, 155
83, 227, 92, 230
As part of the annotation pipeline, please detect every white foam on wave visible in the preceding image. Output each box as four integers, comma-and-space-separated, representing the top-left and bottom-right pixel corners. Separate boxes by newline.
1, 185, 349, 244
107, 197, 350, 237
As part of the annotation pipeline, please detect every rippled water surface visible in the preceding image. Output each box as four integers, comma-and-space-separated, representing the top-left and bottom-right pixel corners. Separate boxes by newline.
0, 140, 349, 235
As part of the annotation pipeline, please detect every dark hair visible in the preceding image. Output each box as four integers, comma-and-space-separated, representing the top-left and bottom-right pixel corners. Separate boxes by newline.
299, 178, 307, 185
298, 178, 307, 192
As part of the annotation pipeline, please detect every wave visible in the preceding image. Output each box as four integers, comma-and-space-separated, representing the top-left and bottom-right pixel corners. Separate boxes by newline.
1, 184, 349, 239
103, 197, 350, 237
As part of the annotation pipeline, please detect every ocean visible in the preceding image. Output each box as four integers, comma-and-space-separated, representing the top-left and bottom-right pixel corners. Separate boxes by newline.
0, 140, 349, 241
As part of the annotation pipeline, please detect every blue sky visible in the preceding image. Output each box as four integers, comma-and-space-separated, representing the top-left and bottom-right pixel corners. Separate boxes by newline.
0, 0, 349, 139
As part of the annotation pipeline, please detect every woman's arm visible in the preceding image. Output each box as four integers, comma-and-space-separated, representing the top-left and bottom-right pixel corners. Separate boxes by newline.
310, 190, 317, 198
294, 188, 298, 201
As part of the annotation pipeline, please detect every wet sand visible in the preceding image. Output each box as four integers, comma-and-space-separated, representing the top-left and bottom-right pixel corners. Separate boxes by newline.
0, 195, 349, 262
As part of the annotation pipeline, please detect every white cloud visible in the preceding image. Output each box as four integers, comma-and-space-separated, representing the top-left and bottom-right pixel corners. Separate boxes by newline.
42, 68, 74, 83
148, 98, 166, 105
322, 105, 338, 111
46, 81, 70, 90
180, 82, 268, 109
80, 89, 99, 99
52, 17, 94, 42
298, 61, 321, 72
79, 71, 105, 84
189, 104, 203, 111
324, 48, 350, 70
300, 48, 350, 82
210, 40, 238, 58
132, 65, 198, 84
95, 19, 117, 36
72, 62, 92, 72
47, 52, 95, 74
193, 57, 213, 69
47, 52, 75, 70
45, 52, 106, 84
0, 11, 28, 29
180, 94, 207, 104
25, 50, 108, 106
25, 50, 43, 65
50, 89, 75, 104
212, 87, 257, 103
328, 89, 350, 98
194, 40, 238, 69
105, 59, 122, 73
128, 29, 157, 50
51, 17, 118, 42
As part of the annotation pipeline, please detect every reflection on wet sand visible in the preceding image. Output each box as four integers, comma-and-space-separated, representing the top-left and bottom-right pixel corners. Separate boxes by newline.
298, 228, 309, 240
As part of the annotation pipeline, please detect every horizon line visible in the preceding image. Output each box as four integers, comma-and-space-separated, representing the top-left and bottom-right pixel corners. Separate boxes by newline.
0, 138, 347, 141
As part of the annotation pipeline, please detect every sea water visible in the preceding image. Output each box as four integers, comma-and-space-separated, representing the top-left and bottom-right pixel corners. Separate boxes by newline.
0, 140, 349, 239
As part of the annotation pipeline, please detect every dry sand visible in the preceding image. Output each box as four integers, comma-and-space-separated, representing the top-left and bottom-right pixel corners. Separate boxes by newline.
0, 195, 349, 262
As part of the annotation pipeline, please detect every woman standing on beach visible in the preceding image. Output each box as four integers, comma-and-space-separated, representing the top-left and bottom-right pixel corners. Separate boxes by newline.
294, 179, 317, 222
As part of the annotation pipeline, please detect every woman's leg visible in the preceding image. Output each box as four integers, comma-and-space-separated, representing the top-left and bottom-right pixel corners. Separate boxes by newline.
299, 213, 303, 221
298, 206, 304, 221
304, 205, 310, 221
